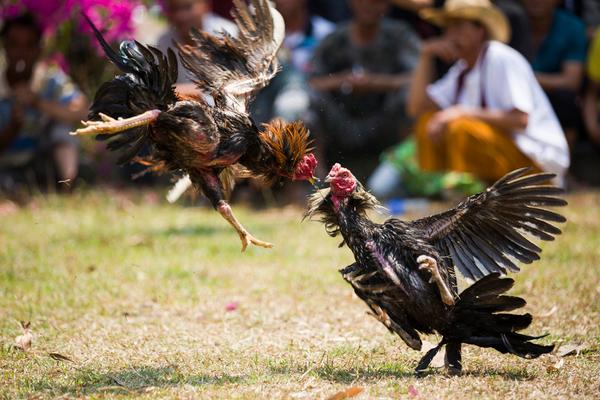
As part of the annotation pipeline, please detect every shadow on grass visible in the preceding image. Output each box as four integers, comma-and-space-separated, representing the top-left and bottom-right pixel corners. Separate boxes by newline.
268, 362, 415, 383
157, 225, 224, 237
155, 221, 276, 238
28, 365, 246, 397
269, 361, 535, 383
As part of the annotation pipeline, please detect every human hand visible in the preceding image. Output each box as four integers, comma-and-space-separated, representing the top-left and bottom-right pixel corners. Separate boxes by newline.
422, 37, 459, 63
345, 73, 378, 93
426, 106, 468, 141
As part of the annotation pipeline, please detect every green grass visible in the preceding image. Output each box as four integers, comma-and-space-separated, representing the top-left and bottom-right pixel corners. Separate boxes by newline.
1, 189, 599, 399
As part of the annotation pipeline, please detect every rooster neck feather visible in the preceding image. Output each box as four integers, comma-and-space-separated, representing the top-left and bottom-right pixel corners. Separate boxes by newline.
304, 184, 383, 241
242, 119, 312, 180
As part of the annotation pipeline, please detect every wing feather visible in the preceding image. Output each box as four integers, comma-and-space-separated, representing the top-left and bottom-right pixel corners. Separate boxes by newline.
177, 0, 284, 111
410, 169, 566, 279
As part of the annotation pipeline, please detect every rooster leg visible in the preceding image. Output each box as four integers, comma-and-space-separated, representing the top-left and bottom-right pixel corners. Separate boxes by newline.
217, 200, 273, 251
70, 110, 161, 136
417, 255, 455, 306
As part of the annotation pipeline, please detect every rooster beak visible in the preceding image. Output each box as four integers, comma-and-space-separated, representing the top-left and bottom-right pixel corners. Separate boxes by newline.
324, 175, 332, 183
308, 176, 318, 186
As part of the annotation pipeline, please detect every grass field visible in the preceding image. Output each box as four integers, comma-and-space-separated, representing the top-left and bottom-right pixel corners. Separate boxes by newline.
1, 189, 599, 399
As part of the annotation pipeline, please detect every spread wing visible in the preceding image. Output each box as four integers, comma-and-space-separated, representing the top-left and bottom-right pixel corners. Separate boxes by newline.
177, 0, 284, 112
408, 168, 567, 280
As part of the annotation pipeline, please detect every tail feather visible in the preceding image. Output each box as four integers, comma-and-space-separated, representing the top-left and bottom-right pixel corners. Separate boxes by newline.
463, 333, 553, 359
461, 295, 526, 313
83, 15, 178, 165
458, 273, 514, 300
450, 273, 553, 360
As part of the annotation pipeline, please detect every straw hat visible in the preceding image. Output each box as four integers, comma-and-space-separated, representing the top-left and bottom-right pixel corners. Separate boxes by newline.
419, 0, 510, 43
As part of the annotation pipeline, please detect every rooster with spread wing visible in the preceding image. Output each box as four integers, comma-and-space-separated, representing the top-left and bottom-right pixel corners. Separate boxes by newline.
71, 0, 317, 250
306, 165, 566, 374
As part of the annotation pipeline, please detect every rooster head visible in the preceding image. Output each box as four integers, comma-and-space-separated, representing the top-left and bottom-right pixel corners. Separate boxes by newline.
259, 119, 317, 183
304, 163, 381, 240
325, 163, 357, 210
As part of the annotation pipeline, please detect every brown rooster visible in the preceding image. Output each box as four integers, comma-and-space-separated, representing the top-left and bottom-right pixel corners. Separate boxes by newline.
71, 0, 317, 250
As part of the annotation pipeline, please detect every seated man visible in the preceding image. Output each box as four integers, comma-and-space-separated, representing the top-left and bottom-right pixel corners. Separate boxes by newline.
309, 0, 420, 181
523, 0, 587, 145
0, 13, 87, 194
407, 0, 570, 185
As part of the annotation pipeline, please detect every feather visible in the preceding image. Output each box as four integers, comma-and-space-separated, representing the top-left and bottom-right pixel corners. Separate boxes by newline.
178, 0, 284, 112
410, 169, 566, 279
166, 174, 193, 203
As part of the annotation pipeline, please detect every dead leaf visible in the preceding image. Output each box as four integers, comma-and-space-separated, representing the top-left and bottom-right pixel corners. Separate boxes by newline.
420, 340, 445, 368
48, 352, 74, 363
408, 384, 419, 397
326, 386, 364, 400
15, 321, 32, 351
557, 343, 587, 357
546, 357, 564, 373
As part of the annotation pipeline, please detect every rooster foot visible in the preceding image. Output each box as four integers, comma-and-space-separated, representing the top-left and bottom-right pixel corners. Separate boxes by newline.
417, 255, 455, 306
71, 110, 161, 136
217, 200, 273, 252
238, 230, 274, 252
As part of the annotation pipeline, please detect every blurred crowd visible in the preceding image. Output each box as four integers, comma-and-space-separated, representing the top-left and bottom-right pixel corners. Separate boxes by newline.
1, 0, 600, 202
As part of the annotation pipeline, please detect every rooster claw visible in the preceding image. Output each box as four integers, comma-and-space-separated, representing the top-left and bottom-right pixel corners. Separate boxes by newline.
417, 255, 438, 276
239, 231, 273, 252
417, 255, 455, 306
70, 109, 161, 136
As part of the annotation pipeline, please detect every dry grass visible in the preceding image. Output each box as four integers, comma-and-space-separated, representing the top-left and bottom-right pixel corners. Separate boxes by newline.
0, 189, 598, 399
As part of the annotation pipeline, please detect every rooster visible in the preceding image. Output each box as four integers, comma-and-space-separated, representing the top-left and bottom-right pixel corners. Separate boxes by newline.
71, 0, 317, 250
305, 165, 566, 374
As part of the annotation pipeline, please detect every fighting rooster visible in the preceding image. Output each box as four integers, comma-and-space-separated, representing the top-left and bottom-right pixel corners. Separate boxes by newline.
71, 0, 317, 250
305, 165, 566, 374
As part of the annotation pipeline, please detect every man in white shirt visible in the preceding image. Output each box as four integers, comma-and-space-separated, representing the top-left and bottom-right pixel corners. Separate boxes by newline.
407, 0, 569, 184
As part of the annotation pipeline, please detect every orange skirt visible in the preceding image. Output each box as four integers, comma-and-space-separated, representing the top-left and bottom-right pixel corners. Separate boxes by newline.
416, 113, 541, 182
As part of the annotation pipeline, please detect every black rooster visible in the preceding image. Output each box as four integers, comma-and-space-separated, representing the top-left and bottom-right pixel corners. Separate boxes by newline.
306, 164, 566, 374
71, 0, 317, 250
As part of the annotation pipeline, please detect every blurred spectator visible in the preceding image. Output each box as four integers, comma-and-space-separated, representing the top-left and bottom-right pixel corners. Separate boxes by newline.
523, 0, 586, 146
406, 0, 569, 185
494, 0, 533, 59
583, 28, 600, 146
561, 0, 600, 37
308, 0, 352, 23
275, 0, 335, 74
251, 0, 335, 124
156, 0, 237, 95
309, 0, 420, 181
392, 0, 533, 58
0, 13, 87, 194
212, 0, 234, 20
